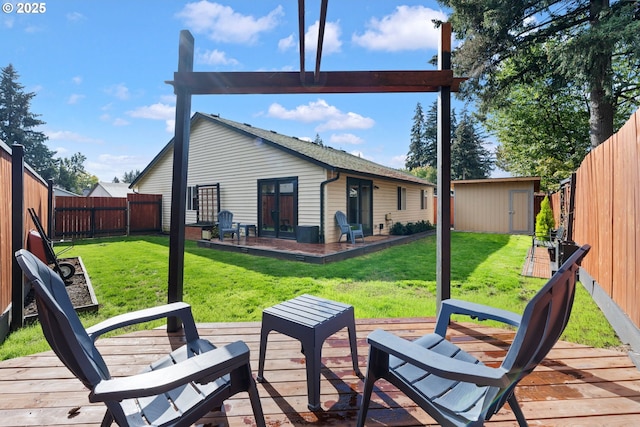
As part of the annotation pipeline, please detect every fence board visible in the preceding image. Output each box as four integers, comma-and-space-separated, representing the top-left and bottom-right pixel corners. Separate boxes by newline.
128, 194, 162, 233
54, 194, 161, 238
572, 110, 640, 329
0, 144, 48, 331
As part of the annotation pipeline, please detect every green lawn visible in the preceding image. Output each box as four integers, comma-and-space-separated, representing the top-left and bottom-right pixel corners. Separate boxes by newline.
0, 232, 620, 360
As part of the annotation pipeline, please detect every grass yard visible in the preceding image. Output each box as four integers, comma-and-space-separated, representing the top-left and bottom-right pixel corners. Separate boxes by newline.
0, 232, 620, 360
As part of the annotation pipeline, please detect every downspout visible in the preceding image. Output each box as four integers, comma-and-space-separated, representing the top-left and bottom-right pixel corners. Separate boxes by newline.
319, 172, 340, 243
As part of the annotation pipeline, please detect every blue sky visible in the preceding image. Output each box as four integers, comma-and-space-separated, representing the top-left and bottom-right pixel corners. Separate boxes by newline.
2, 1, 488, 182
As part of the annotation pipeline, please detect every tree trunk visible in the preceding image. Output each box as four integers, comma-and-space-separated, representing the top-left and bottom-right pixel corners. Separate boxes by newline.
588, 85, 615, 147
588, 0, 615, 147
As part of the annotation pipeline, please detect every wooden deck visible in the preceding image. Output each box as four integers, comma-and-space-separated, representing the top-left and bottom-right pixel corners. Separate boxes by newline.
521, 245, 552, 279
1, 318, 639, 426
196, 232, 432, 264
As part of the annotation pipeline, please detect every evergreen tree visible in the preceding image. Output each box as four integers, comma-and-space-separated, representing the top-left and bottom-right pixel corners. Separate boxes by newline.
0, 64, 56, 178
535, 196, 556, 240
122, 169, 141, 183
313, 133, 324, 147
422, 101, 438, 168
405, 102, 426, 169
450, 111, 493, 180
439, 0, 640, 147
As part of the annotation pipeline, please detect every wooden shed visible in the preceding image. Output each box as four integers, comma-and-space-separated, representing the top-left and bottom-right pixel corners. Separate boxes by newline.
452, 177, 541, 234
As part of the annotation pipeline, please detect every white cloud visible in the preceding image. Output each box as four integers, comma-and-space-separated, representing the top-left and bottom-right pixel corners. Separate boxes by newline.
87, 154, 148, 181
387, 154, 407, 168
278, 34, 295, 52
176, 1, 283, 44
305, 20, 342, 55
72, 76, 82, 85
127, 103, 175, 133
127, 103, 174, 120
196, 49, 239, 66
67, 94, 85, 105
267, 99, 374, 132
316, 112, 375, 132
352, 6, 447, 51
112, 118, 130, 126
329, 133, 364, 145
3, 17, 14, 29
105, 83, 130, 100
67, 12, 85, 22
47, 130, 103, 145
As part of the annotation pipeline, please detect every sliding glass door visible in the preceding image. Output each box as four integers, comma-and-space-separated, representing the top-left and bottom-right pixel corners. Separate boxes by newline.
258, 177, 298, 239
347, 177, 373, 236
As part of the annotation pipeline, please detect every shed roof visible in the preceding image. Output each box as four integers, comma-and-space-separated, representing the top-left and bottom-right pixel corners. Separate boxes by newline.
132, 113, 433, 187
453, 176, 541, 192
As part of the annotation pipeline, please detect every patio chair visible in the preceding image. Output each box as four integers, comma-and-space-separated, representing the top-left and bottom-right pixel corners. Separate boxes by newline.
217, 210, 239, 241
357, 244, 590, 427
335, 211, 365, 244
14, 249, 265, 427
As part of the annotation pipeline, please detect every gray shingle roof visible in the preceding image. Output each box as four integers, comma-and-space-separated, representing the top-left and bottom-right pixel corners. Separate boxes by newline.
198, 113, 433, 186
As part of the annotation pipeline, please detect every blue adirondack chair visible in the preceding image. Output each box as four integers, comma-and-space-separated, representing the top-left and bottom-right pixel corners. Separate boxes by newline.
15, 249, 265, 427
335, 210, 365, 244
217, 210, 239, 241
357, 244, 591, 427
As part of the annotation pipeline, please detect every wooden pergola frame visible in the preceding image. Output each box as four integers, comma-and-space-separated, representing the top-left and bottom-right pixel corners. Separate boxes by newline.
165, 3, 461, 330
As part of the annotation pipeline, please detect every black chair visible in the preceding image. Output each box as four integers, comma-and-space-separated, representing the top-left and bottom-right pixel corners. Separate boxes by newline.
357, 245, 590, 427
15, 249, 265, 427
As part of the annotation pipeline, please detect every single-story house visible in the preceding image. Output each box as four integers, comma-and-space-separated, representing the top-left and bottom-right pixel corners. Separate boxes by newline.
130, 113, 434, 243
452, 177, 541, 234
87, 182, 134, 198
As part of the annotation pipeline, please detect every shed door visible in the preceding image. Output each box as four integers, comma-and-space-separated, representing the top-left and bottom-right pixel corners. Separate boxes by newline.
509, 190, 531, 234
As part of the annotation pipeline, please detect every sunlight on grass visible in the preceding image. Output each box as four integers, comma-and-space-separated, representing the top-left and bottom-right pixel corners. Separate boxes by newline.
0, 232, 621, 359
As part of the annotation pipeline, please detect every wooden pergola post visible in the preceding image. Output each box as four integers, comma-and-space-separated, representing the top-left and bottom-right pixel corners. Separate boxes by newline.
167, 30, 193, 332
436, 23, 452, 312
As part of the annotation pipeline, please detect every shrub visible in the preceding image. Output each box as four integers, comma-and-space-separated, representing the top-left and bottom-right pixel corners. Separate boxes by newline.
390, 222, 406, 235
535, 196, 555, 240
390, 220, 434, 235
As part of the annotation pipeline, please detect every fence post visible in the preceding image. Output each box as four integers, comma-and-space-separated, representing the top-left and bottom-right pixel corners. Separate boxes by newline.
11, 144, 24, 331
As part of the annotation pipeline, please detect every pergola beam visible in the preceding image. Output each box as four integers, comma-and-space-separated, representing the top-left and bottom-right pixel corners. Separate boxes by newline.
169, 70, 463, 94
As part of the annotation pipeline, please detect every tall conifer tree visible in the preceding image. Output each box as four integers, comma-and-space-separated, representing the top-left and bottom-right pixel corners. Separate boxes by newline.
0, 64, 55, 178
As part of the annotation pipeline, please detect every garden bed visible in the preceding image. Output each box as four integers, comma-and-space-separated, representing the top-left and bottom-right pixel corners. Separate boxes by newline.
24, 256, 99, 323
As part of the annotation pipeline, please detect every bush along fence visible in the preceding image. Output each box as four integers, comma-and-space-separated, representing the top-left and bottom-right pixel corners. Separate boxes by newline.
390, 220, 435, 236
54, 194, 162, 239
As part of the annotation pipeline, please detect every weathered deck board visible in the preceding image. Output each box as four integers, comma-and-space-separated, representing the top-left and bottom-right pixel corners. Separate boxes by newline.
0, 318, 638, 426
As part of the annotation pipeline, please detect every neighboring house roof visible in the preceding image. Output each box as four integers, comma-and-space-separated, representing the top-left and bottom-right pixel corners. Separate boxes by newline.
53, 186, 81, 197
88, 182, 134, 197
132, 113, 433, 187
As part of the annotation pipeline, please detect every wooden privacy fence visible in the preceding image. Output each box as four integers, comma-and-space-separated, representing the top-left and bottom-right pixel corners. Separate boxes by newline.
572, 109, 640, 331
54, 194, 162, 238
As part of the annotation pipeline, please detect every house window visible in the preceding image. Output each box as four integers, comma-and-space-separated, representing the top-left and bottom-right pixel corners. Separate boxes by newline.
421, 189, 427, 210
186, 186, 196, 210
397, 187, 407, 210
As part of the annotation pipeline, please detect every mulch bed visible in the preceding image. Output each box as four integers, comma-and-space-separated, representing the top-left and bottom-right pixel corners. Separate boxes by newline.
24, 257, 97, 317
